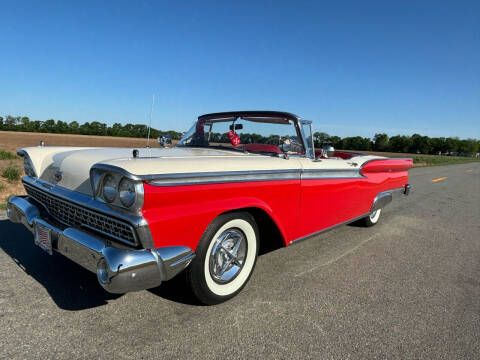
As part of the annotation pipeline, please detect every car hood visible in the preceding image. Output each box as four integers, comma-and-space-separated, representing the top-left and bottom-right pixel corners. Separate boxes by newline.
21, 146, 296, 195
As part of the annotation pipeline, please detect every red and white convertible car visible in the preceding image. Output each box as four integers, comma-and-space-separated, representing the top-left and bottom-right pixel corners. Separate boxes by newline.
7, 111, 412, 304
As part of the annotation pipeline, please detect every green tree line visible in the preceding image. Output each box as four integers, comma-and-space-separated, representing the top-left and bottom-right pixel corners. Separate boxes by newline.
1, 115, 478, 155
314, 132, 479, 156
0, 115, 183, 140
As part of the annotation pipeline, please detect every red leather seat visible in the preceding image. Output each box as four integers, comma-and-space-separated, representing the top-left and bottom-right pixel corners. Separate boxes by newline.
243, 143, 282, 154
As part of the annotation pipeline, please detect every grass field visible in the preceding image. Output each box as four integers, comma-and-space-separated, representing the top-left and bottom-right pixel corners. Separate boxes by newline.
355, 150, 480, 167
1, 130, 479, 209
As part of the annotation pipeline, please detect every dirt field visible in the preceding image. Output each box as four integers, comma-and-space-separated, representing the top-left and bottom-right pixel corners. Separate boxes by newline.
0, 130, 164, 154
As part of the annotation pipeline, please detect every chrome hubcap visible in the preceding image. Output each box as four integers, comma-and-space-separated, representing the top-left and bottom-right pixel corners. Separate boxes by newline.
369, 210, 378, 220
209, 228, 247, 284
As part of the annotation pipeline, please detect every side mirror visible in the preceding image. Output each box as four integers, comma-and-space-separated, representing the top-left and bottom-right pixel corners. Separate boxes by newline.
158, 136, 171, 147
321, 145, 335, 157
279, 138, 291, 153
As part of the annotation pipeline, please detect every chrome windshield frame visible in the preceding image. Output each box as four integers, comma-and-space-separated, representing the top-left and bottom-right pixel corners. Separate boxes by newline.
177, 112, 314, 159
298, 120, 314, 159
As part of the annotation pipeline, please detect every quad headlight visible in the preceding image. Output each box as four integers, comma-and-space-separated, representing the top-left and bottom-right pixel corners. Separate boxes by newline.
100, 173, 138, 209
93, 168, 143, 211
102, 174, 118, 203
118, 177, 136, 208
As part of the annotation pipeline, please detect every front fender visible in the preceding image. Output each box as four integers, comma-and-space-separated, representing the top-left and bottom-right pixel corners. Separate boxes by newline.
141, 180, 300, 250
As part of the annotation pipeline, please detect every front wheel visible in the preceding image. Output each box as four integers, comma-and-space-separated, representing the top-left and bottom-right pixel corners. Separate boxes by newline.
186, 212, 259, 305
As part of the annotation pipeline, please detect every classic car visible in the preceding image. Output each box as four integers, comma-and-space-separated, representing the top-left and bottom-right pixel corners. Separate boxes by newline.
7, 111, 412, 304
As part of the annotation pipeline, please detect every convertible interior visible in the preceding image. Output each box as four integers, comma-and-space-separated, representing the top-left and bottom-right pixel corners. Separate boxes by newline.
179, 111, 365, 160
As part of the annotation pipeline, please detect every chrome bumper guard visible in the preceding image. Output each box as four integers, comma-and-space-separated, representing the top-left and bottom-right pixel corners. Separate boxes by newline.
6, 196, 195, 294
371, 183, 411, 212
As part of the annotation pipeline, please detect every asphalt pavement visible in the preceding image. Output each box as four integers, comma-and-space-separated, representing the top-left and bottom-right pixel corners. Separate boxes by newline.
1, 162, 479, 359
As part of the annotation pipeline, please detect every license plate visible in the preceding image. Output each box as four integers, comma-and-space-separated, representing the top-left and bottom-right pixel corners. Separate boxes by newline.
34, 223, 52, 255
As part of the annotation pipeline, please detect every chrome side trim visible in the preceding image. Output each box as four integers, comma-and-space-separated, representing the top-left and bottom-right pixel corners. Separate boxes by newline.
93, 164, 368, 187
6, 196, 195, 294
138, 168, 363, 187
91, 164, 303, 183
148, 168, 364, 186
93, 162, 409, 187
148, 169, 302, 186
301, 168, 363, 180
22, 176, 155, 249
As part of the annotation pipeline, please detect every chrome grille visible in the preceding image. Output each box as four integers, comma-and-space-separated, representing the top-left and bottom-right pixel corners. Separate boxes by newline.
24, 184, 137, 246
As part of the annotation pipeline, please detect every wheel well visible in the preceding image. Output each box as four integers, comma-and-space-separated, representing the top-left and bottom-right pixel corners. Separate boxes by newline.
224, 207, 285, 255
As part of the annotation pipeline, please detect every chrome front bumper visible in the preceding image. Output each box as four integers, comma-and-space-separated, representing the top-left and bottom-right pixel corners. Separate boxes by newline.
6, 196, 195, 294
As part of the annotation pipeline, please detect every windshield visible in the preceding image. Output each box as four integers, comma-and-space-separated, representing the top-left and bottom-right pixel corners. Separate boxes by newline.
178, 118, 306, 156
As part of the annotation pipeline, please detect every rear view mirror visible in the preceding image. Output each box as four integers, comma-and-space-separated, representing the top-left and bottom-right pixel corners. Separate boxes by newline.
230, 124, 243, 131
279, 142, 290, 153
279, 137, 292, 153
158, 136, 172, 147
322, 145, 335, 157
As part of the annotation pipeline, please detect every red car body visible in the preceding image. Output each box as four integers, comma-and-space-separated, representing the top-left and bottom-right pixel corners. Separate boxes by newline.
142, 157, 412, 250
7, 111, 412, 304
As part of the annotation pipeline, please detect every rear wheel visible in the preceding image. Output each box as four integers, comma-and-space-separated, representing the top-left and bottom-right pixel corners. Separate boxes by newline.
361, 208, 382, 227
186, 212, 259, 305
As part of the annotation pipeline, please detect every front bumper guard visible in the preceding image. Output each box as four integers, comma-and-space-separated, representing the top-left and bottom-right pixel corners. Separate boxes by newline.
6, 196, 195, 294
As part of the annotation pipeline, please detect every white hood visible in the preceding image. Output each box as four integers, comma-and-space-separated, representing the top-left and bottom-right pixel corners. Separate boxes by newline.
22, 146, 295, 195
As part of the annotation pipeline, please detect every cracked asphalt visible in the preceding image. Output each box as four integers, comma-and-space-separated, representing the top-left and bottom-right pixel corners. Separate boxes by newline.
1, 162, 479, 359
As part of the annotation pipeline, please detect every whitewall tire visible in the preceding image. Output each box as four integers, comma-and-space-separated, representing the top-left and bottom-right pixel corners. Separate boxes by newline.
362, 208, 382, 227
186, 211, 259, 305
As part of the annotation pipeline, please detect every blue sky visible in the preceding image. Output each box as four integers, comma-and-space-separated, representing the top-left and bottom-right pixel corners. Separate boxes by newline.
1, 0, 479, 138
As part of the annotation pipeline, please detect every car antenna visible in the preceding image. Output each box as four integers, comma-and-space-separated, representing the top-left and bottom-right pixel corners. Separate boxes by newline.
146, 93, 155, 150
